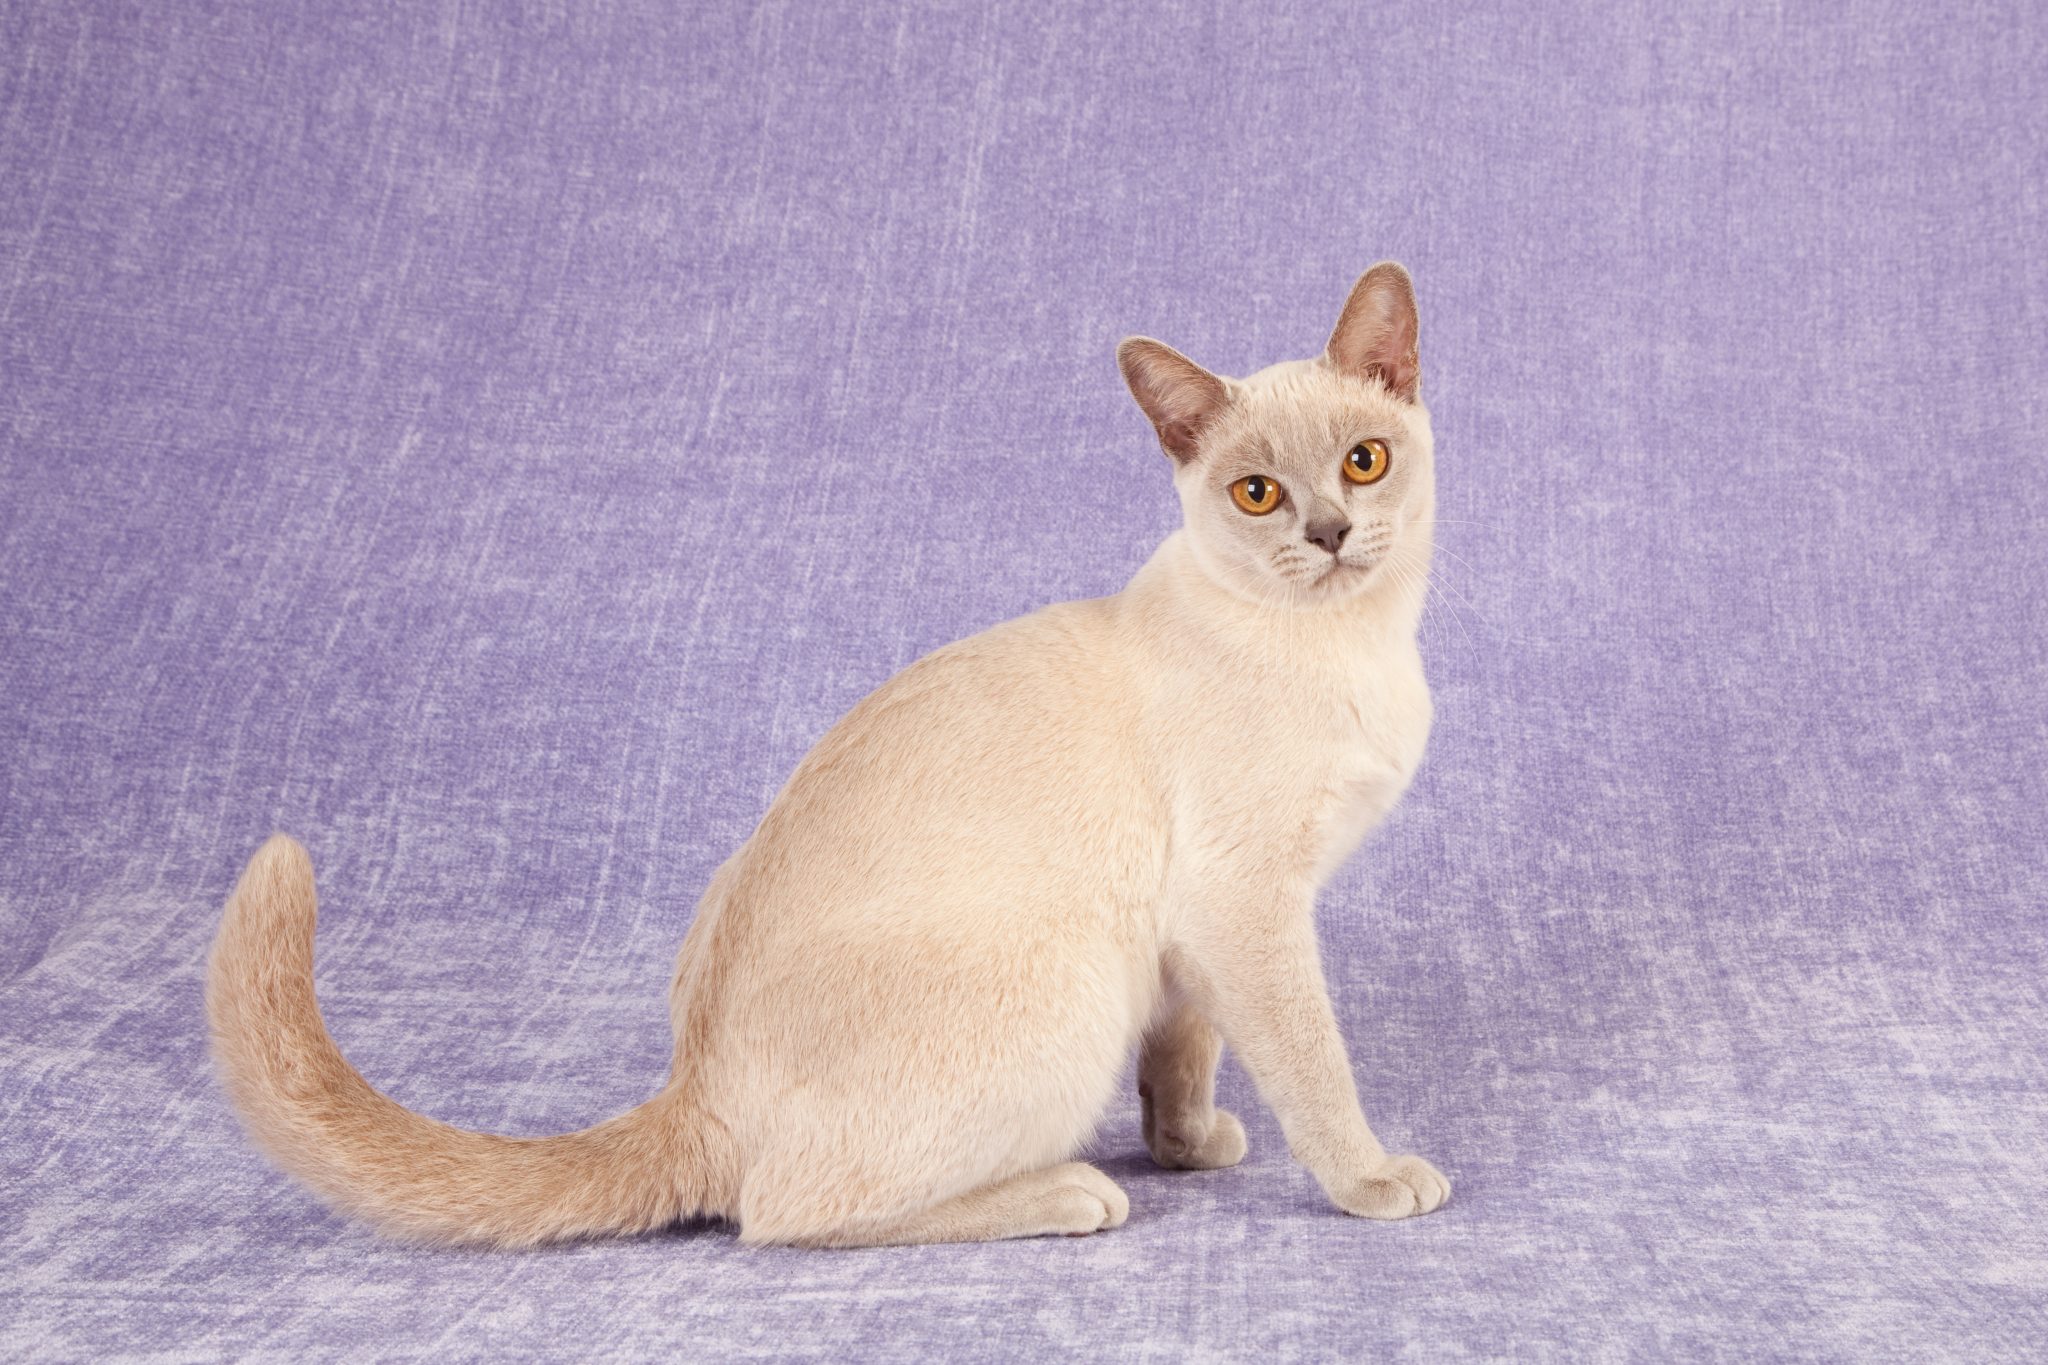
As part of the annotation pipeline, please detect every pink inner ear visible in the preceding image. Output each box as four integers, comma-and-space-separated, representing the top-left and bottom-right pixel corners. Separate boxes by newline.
1361, 346, 1419, 402
1158, 420, 1201, 454
1120, 340, 1228, 461
1328, 267, 1420, 402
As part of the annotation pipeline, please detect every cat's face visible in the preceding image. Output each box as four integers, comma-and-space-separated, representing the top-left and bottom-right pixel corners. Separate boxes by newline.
1119, 264, 1433, 608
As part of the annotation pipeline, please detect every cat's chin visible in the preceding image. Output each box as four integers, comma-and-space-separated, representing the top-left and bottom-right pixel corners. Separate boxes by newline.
1295, 557, 1386, 604
1228, 560, 1385, 610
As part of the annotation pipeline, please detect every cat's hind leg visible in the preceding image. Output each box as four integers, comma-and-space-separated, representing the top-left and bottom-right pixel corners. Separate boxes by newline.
738, 1160, 1128, 1248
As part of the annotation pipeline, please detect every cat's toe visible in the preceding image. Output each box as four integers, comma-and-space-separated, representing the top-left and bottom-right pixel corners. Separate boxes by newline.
1208, 1110, 1250, 1167
1047, 1162, 1129, 1231
1384, 1154, 1449, 1214
1148, 1108, 1249, 1170
1046, 1186, 1116, 1236
1183, 1109, 1248, 1169
1336, 1154, 1449, 1220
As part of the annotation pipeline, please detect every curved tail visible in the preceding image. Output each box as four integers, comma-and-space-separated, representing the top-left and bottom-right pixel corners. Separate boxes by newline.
207, 834, 705, 1247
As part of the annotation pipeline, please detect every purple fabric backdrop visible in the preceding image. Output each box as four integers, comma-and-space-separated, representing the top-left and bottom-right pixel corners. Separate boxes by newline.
4, 0, 2044, 1358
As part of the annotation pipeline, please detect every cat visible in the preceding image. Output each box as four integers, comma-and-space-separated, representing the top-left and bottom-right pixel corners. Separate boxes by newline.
207, 261, 1450, 1248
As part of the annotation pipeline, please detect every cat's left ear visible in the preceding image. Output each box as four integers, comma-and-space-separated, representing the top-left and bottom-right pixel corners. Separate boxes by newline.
1326, 262, 1421, 402
1117, 338, 1231, 463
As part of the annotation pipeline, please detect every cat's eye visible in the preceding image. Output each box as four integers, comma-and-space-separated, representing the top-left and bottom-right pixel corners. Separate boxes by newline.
1230, 475, 1282, 515
1343, 439, 1391, 485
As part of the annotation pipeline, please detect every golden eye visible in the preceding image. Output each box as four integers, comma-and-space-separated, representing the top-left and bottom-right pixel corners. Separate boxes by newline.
1230, 475, 1281, 515
1343, 439, 1391, 485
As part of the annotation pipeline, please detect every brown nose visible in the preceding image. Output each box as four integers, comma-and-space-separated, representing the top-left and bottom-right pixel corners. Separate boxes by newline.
1304, 518, 1350, 554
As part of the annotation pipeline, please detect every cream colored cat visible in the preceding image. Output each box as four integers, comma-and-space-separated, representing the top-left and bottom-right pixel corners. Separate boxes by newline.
208, 262, 1450, 1248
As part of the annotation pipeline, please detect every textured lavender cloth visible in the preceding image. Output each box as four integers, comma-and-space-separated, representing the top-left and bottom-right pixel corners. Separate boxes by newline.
4, 1, 2045, 1359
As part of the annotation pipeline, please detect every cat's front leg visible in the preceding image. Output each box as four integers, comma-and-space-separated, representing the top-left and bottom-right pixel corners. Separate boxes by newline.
1178, 890, 1449, 1220
1138, 991, 1247, 1170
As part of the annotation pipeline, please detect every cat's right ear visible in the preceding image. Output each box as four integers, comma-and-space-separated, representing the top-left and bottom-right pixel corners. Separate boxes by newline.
1117, 338, 1230, 464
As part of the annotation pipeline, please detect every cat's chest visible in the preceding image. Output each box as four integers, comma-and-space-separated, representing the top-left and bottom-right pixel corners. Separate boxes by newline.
1319, 650, 1430, 785
1305, 627, 1431, 763
1291, 661, 1430, 879
1183, 641, 1431, 861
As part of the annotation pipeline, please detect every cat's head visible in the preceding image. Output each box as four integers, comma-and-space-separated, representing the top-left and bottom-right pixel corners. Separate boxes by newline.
1118, 263, 1433, 608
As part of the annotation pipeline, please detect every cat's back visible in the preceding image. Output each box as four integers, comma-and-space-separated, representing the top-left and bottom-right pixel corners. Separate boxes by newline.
719, 594, 1166, 927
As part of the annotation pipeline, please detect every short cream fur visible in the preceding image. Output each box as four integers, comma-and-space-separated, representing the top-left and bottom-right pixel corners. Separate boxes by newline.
207, 263, 1451, 1248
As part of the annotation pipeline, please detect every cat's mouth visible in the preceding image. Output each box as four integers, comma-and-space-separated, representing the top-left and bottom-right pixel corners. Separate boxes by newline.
1268, 535, 1393, 598
1295, 558, 1377, 598
1314, 546, 1389, 588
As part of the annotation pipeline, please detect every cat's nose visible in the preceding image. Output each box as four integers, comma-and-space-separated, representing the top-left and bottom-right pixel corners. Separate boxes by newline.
1304, 517, 1351, 555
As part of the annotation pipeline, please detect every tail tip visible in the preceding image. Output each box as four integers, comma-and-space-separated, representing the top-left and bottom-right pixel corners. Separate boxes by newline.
228, 832, 315, 913
251, 832, 311, 872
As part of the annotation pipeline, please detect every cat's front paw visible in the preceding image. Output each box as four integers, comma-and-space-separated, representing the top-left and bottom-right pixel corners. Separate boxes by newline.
1335, 1154, 1450, 1219
1143, 1103, 1249, 1170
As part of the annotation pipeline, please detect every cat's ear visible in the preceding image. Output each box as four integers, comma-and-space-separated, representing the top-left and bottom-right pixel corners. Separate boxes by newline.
1326, 262, 1421, 402
1117, 338, 1231, 463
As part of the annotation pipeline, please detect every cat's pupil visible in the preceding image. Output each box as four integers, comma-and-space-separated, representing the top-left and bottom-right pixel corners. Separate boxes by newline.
1247, 478, 1267, 500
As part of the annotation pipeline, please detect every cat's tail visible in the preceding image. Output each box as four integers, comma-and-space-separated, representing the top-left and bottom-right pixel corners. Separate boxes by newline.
206, 834, 710, 1248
